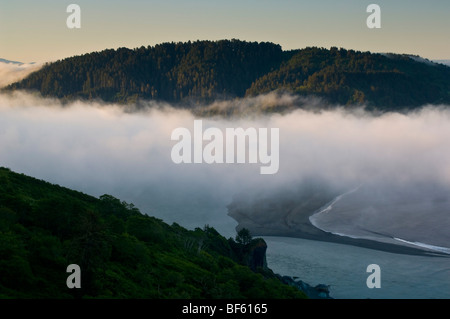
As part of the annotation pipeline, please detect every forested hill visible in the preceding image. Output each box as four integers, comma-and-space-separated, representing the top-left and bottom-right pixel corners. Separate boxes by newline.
0, 167, 307, 298
6, 39, 450, 110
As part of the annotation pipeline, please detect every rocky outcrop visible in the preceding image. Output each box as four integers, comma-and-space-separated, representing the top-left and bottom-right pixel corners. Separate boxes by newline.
234, 237, 333, 298
279, 276, 333, 299
246, 238, 268, 271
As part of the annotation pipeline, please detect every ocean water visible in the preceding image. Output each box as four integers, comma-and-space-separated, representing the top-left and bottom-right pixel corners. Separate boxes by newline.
264, 236, 450, 299
130, 190, 450, 299
309, 183, 450, 252
127, 191, 450, 299
131, 187, 450, 299
2, 93, 450, 299
262, 184, 450, 299
133, 187, 450, 299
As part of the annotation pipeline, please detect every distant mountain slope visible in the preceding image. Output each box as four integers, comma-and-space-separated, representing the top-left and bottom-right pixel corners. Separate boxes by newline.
434, 60, 450, 67
246, 48, 450, 111
0, 167, 306, 299
5, 40, 450, 109
0, 58, 25, 65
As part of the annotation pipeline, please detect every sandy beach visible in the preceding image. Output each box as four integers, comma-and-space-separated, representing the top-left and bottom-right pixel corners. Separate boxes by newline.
228, 193, 449, 258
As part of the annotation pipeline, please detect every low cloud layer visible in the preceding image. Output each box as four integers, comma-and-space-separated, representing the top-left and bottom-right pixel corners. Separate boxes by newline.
0, 91, 449, 242
0, 60, 42, 88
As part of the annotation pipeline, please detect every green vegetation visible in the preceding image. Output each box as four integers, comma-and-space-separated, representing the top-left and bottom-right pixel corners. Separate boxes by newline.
235, 228, 253, 246
6, 40, 282, 104
5, 40, 450, 109
0, 167, 306, 299
246, 47, 450, 111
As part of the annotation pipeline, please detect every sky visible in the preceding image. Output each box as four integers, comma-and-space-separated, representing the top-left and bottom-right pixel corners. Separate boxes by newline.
0, 1, 449, 64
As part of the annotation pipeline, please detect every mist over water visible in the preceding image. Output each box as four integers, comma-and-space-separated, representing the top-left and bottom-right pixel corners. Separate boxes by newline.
1, 90, 450, 248
2, 88, 450, 298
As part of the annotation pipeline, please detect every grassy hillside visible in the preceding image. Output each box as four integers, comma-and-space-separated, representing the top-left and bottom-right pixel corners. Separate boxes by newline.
0, 167, 306, 299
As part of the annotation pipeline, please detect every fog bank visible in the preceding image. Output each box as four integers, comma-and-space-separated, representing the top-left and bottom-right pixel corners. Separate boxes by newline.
1, 91, 449, 242
0, 61, 42, 88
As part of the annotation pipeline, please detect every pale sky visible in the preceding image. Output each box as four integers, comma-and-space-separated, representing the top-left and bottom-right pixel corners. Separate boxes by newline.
1, 0, 449, 63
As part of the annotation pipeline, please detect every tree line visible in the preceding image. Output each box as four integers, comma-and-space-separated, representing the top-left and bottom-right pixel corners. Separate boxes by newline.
5, 40, 450, 109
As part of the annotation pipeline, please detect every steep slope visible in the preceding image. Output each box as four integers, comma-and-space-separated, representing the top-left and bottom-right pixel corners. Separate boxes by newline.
0, 167, 306, 299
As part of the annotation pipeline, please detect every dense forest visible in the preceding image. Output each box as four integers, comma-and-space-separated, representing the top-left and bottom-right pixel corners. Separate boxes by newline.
0, 167, 307, 299
5, 40, 450, 110
6, 40, 283, 104
246, 48, 450, 111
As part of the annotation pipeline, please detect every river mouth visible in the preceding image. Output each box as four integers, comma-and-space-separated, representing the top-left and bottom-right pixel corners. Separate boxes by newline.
228, 181, 450, 258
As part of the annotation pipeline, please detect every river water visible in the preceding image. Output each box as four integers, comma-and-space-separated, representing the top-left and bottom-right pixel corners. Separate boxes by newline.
264, 236, 450, 299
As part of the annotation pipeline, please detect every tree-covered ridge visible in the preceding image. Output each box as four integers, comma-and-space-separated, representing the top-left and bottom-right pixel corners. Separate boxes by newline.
7, 40, 282, 104
5, 40, 450, 109
0, 167, 306, 299
246, 47, 450, 111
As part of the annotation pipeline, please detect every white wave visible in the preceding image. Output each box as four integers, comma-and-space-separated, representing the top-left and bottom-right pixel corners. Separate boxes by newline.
393, 237, 450, 255
309, 185, 361, 229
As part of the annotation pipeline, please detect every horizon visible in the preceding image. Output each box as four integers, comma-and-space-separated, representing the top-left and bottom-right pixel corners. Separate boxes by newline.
1, 1, 449, 63
1, 40, 450, 66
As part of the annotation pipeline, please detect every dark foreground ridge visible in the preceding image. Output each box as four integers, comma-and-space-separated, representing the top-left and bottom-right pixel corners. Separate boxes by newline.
5, 39, 450, 111
0, 167, 315, 299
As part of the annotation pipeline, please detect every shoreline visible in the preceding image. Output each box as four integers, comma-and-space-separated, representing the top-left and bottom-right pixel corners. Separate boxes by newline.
228, 201, 450, 258
250, 223, 450, 257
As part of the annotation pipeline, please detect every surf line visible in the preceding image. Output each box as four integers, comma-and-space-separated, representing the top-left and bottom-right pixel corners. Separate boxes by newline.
309, 185, 362, 231
393, 237, 450, 255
